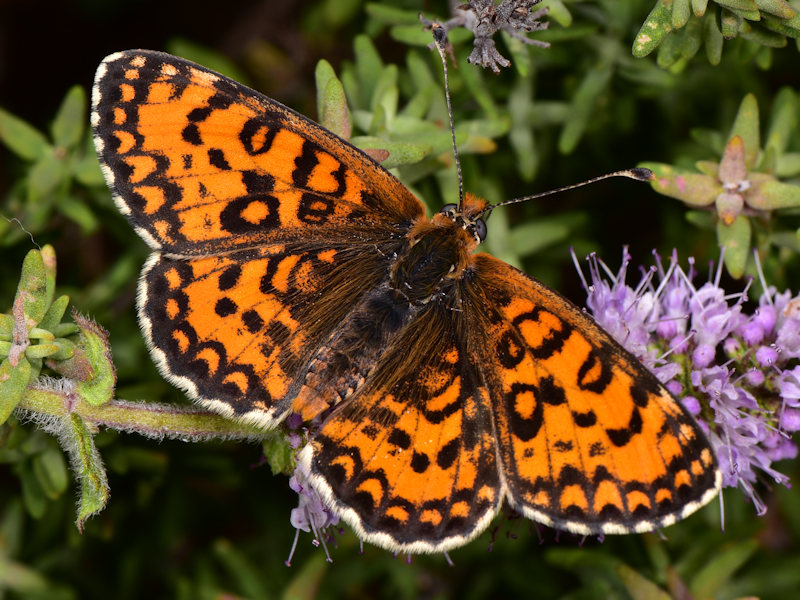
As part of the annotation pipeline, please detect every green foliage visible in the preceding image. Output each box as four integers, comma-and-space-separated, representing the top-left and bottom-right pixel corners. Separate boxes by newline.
0, 87, 106, 245
641, 89, 800, 277
2, 1, 800, 599
634, 0, 800, 69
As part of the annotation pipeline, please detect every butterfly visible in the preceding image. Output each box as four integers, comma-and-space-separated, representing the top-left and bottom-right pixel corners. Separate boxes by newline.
92, 49, 720, 554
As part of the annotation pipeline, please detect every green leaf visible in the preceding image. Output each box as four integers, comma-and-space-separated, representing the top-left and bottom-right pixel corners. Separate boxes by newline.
405, 49, 435, 93
364, 2, 421, 24
262, 431, 294, 475
51, 85, 86, 149
0, 106, 50, 161
0, 558, 52, 595
389, 24, 438, 46
15, 248, 52, 328
728, 93, 760, 168
673, 0, 693, 28
717, 214, 752, 278
501, 30, 533, 77
680, 14, 704, 58
689, 539, 759, 598
59, 196, 100, 234
0, 498, 24, 556
721, 9, 742, 38
693, 0, 710, 15
32, 445, 69, 500
717, 0, 759, 13
27, 150, 64, 202
72, 314, 116, 406
746, 178, 800, 209
642, 163, 721, 206
558, 64, 613, 153
0, 313, 13, 339
351, 136, 432, 168
24, 343, 60, 359
761, 12, 800, 37
616, 564, 672, 600
28, 327, 55, 343
540, 0, 573, 27
765, 87, 798, 156
38, 295, 70, 333
509, 79, 537, 181
704, 10, 725, 63
633, 0, 674, 57
0, 357, 32, 425
509, 221, 570, 256
656, 28, 685, 68
46, 337, 77, 362
315, 60, 351, 140
53, 322, 80, 338
65, 413, 109, 531
371, 65, 399, 123
740, 23, 789, 45
458, 54, 499, 119
400, 86, 434, 120
776, 152, 800, 177
282, 553, 328, 600
212, 539, 270, 600
354, 34, 383, 108
755, 0, 796, 18
18, 459, 47, 518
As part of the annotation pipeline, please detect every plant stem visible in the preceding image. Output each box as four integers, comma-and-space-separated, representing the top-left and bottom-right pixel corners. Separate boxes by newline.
17, 383, 269, 442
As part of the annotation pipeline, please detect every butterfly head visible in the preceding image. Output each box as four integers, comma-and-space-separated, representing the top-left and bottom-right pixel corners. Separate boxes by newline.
437, 192, 489, 244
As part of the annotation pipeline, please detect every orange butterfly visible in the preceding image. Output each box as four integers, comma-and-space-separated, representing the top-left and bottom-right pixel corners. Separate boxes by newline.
92, 50, 720, 554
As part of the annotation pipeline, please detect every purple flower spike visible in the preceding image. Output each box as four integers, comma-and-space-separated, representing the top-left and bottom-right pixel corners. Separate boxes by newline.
286, 461, 340, 565
575, 248, 800, 513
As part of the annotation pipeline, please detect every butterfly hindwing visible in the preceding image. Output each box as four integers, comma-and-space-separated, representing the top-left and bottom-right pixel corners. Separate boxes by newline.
466, 254, 720, 534
91, 50, 424, 257
139, 238, 405, 426
301, 301, 503, 553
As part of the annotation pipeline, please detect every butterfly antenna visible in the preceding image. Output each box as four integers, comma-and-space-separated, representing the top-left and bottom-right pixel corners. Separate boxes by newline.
430, 22, 464, 208
484, 168, 655, 216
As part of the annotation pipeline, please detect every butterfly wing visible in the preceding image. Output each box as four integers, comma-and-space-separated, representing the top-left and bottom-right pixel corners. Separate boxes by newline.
91, 49, 423, 256
139, 241, 404, 425
465, 254, 720, 534
300, 300, 503, 554
92, 50, 425, 426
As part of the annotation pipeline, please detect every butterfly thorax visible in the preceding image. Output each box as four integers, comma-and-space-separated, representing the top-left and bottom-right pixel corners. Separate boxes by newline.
391, 214, 478, 305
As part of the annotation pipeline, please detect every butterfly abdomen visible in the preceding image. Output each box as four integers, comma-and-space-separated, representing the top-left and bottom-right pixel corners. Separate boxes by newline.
292, 286, 416, 419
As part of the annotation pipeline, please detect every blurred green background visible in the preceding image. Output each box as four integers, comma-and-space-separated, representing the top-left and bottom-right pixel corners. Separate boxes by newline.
2, 1, 800, 598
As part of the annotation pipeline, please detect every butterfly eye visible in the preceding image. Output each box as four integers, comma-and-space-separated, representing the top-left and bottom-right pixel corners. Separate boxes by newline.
440, 203, 458, 217
474, 218, 487, 241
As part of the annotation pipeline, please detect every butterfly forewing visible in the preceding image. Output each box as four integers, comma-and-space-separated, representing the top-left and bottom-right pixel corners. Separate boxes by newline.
92, 50, 423, 257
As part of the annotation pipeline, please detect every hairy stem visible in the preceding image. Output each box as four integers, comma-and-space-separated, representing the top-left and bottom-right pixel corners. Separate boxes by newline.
17, 380, 269, 442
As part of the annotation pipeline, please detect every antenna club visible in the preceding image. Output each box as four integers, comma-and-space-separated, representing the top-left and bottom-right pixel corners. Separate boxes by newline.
629, 167, 655, 181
